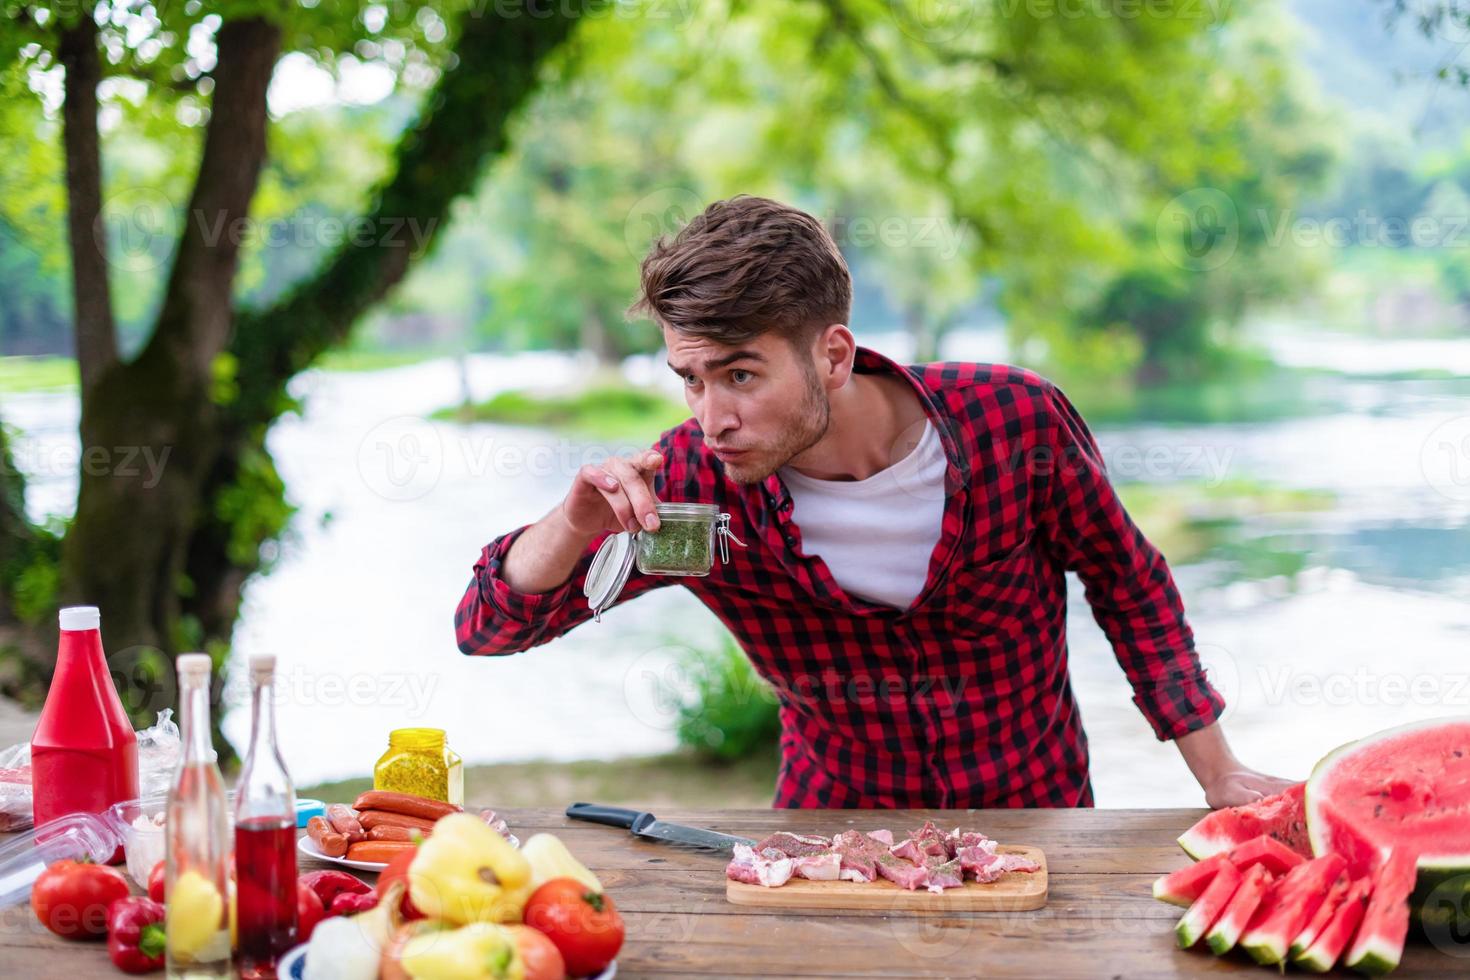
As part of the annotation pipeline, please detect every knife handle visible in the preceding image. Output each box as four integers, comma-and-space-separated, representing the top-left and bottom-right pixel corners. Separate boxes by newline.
566, 802, 655, 833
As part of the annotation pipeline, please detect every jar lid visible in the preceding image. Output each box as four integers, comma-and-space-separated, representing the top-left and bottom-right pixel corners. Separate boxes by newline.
655, 502, 719, 519
584, 531, 637, 622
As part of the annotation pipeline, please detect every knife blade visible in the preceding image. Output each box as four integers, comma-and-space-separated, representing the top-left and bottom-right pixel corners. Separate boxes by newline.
565, 802, 755, 855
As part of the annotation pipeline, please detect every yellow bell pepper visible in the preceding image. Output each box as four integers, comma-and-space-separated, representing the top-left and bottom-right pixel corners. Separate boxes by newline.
408, 812, 533, 925
401, 922, 522, 980
520, 832, 603, 893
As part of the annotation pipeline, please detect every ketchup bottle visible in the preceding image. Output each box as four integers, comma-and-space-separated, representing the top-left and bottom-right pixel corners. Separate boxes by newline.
31, 606, 139, 863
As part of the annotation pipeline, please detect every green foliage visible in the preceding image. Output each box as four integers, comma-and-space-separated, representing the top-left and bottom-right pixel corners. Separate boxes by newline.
212, 441, 294, 571
439, 383, 689, 441
675, 632, 782, 763
0, 355, 77, 389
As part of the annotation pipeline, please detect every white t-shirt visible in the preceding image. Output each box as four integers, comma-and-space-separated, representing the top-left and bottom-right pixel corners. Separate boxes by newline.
778, 420, 948, 609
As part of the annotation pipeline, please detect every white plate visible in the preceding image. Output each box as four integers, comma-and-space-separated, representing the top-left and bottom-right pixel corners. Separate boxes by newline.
278, 942, 616, 979
298, 829, 521, 871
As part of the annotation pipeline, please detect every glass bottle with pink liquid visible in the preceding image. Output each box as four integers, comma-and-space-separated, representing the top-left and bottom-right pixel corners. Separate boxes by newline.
233, 653, 298, 979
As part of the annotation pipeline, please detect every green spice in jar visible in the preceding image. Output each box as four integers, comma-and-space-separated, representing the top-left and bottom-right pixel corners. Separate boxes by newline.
635, 502, 719, 576
373, 727, 463, 804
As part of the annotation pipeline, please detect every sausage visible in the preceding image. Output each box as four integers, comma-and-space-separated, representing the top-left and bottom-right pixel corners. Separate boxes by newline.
345, 840, 415, 863
359, 809, 438, 833
307, 816, 348, 858
351, 791, 461, 821
367, 824, 418, 843
326, 803, 366, 842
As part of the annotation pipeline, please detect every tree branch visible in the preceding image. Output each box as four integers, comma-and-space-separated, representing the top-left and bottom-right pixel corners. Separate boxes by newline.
58, 15, 117, 396
136, 17, 281, 382
226, 4, 589, 424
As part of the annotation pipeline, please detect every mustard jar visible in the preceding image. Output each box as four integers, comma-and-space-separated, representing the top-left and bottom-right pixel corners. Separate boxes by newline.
373, 727, 463, 805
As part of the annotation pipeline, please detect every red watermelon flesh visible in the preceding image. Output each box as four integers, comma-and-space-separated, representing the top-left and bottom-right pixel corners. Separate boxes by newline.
1343, 846, 1419, 975
1238, 852, 1347, 964
1176, 861, 1243, 948
1153, 852, 1231, 908
1204, 862, 1274, 955
1178, 782, 1310, 860
1288, 873, 1353, 960
1306, 716, 1470, 920
1295, 877, 1372, 973
1228, 834, 1308, 876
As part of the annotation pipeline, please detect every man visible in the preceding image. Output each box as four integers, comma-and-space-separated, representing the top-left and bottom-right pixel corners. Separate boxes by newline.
456, 195, 1292, 810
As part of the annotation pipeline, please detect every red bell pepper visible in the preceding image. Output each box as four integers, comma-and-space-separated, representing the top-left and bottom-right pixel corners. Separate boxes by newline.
328, 890, 380, 916
107, 896, 166, 974
299, 869, 371, 912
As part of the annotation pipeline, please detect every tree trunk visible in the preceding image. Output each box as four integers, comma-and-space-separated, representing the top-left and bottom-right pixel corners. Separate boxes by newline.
58, 15, 117, 392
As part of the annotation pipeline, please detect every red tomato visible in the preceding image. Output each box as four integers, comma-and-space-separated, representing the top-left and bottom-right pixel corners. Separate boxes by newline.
523, 878, 623, 977
508, 924, 567, 980
375, 845, 424, 920
296, 880, 326, 943
31, 859, 132, 939
147, 860, 166, 903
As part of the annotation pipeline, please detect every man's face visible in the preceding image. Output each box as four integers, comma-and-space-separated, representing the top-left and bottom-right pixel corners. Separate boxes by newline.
664, 327, 830, 484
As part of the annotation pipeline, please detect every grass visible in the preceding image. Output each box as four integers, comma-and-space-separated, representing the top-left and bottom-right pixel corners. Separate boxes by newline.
435, 384, 690, 441
0, 356, 78, 391
316, 349, 439, 373
299, 749, 781, 811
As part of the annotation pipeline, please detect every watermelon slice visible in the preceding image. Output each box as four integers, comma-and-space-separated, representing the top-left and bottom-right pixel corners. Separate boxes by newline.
1204, 862, 1274, 955
1178, 782, 1311, 859
1343, 846, 1419, 975
1289, 873, 1353, 960
1238, 852, 1348, 964
1228, 834, 1308, 876
1153, 852, 1231, 908
1295, 878, 1372, 973
1176, 861, 1242, 948
1305, 716, 1470, 922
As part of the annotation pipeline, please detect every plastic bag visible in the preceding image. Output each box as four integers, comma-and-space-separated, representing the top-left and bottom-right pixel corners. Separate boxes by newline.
0, 740, 31, 832
0, 709, 180, 833
136, 708, 180, 797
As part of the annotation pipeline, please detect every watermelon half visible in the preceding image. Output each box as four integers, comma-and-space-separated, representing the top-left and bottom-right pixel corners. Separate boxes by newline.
1176, 861, 1242, 948
1296, 877, 1373, 973
1288, 873, 1352, 960
1343, 846, 1420, 975
1238, 852, 1347, 965
1305, 716, 1470, 921
1153, 852, 1231, 908
1178, 782, 1311, 860
1204, 862, 1274, 955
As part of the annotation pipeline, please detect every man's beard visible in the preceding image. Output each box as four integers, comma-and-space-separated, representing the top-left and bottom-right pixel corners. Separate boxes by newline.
721, 367, 830, 485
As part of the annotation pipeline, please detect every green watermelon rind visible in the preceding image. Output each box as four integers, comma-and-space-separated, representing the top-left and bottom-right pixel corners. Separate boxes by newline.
1341, 935, 1401, 977
1204, 865, 1272, 956
1238, 856, 1347, 966
1305, 715, 1470, 923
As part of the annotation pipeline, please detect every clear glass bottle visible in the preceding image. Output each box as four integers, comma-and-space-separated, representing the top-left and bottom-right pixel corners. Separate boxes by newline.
234, 654, 298, 979
165, 653, 231, 979
373, 727, 463, 805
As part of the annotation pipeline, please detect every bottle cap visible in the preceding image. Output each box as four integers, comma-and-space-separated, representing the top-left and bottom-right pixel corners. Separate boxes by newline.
249, 653, 276, 679
58, 606, 100, 631
176, 653, 212, 677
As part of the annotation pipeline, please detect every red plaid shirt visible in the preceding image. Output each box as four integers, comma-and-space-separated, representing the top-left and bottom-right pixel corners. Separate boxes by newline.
456, 347, 1225, 808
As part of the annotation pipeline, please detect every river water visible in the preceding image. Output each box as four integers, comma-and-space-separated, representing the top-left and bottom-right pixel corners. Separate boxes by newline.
4, 328, 1468, 805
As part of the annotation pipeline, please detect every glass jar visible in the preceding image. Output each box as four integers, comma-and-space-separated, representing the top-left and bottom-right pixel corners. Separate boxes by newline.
373, 728, 463, 805
635, 502, 721, 576
585, 501, 745, 622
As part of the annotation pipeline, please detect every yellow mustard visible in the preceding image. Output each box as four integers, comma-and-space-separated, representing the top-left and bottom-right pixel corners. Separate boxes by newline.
373, 727, 463, 805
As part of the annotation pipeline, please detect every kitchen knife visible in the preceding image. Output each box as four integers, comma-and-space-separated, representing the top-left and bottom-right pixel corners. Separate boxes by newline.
565, 802, 755, 855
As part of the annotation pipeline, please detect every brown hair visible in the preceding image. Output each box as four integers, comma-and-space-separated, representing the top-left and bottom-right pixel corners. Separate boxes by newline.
628, 195, 851, 347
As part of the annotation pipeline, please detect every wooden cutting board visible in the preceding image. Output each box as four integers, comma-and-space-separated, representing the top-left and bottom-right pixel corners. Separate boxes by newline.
724, 844, 1047, 912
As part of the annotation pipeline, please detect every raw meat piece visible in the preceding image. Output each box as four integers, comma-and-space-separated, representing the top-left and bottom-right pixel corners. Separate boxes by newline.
959, 846, 1041, 883
945, 828, 997, 856
752, 831, 832, 857
791, 851, 842, 880
866, 828, 895, 847
925, 857, 964, 893
726, 844, 795, 887
832, 829, 892, 883
875, 852, 931, 890
891, 821, 950, 864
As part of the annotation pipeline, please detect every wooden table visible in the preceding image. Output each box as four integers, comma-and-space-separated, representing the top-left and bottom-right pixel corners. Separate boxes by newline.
3, 807, 1462, 978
